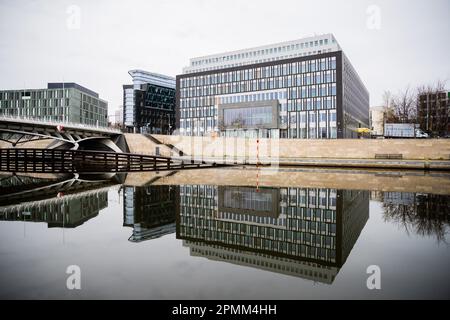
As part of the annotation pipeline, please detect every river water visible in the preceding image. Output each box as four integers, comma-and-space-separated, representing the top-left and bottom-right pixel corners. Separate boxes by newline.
0, 167, 449, 299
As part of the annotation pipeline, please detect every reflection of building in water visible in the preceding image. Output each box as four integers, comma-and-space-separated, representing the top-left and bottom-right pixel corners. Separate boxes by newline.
383, 192, 416, 206
370, 191, 383, 202
382, 192, 450, 242
177, 185, 369, 282
183, 240, 339, 284
123, 185, 177, 242
0, 191, 108, 228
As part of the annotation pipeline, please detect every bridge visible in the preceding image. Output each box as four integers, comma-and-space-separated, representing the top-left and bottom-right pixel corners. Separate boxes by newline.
0, 174, 117, 228
0, 148, 221, 173
0, 173, 120, 206
0, 115, 125, 151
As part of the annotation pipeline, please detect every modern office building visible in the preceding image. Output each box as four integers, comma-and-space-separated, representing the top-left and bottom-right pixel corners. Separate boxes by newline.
123, 185, 177, 242
417, 91, 449, 137
177, 34, 369, 139
176, 185, 369, 271
123, 70, 176, 134
0, 82, 108, 127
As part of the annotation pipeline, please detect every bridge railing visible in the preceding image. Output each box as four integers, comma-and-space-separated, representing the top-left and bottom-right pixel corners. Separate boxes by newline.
0, 148, 219, 173
0, 115, 121, 134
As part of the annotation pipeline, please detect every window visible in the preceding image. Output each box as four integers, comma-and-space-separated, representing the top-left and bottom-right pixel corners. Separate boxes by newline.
330, 111, 336, 122
223, 106, 274, 128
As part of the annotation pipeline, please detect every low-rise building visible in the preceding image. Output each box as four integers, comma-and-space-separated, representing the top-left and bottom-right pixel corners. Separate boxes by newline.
0, 82, 108, 127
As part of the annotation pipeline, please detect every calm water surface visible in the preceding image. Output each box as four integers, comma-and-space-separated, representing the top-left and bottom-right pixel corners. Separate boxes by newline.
0, 167, 449, 299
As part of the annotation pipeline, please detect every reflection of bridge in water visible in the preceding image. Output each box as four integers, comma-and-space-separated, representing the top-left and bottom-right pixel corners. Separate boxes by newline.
0, 173, 118, 228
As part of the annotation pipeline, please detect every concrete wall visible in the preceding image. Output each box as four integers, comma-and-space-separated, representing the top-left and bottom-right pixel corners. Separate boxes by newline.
124, 168, 450, 195
153, 134, 450, 161
123, 133, 172, 157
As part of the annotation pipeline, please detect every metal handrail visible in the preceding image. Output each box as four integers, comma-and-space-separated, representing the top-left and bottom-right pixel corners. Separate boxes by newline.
0, 115, 121, 133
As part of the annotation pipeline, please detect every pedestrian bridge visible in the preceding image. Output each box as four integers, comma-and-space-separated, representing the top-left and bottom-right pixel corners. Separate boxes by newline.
0, 115, 125, 151
0, 148, 222, 173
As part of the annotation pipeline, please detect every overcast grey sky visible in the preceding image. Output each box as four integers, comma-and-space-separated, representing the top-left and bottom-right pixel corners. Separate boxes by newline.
0, 0, 449, 116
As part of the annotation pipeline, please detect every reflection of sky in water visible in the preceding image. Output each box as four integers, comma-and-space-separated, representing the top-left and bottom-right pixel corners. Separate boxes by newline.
0, 170, 449, 299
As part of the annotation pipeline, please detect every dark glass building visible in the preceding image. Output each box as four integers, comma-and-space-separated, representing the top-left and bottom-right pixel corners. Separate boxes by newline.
123, 185, 177, 242
123, 70, 176, 134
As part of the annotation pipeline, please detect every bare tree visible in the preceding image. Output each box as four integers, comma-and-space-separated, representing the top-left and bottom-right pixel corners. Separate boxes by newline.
390, 86, 416, 123
381, 90, 397, 123
382, 90, 392, 109
382, 193, 450, 244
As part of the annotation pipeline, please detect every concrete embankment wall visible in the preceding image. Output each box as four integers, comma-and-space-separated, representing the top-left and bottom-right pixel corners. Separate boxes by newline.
123, 133, 172, 157
152, 135, 450, 161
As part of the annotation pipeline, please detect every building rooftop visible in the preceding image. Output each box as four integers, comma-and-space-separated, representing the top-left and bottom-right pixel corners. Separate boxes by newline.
128, 69, 176, 89
47, 82, 99, 98
182, 33, 341, 74
0, 82, 102, 99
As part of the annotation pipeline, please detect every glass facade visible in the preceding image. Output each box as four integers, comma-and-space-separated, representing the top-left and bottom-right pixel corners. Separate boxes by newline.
222, 187, 276, 214
177, 53, 344, 139
123, 70, 176, 134
177, 184, 369, 266
123, 185, 177, 242
134, 83, 176, 134
223, 105, 273, 128
177, 47, 369, 139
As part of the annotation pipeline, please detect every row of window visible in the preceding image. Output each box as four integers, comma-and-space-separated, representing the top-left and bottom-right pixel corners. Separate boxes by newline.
180, 71, 337, 100
0, 89, 71, 100
179, 226, 337, 261
180, 186, 337, 212
181, 57, 337, 89
180, 214, 338, 240
190, 38, 333, 67
0, 98, 70, 109
187, 50, 336, 73
0, 91, 106, 108
179, 108, 337, 134
180, 93, 337, 119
